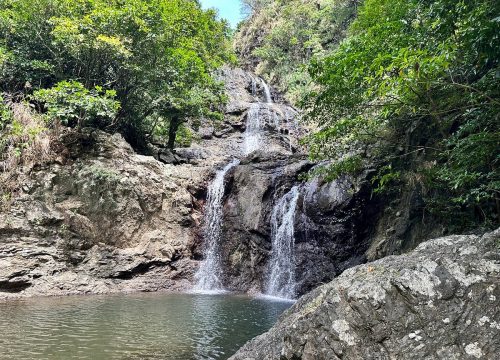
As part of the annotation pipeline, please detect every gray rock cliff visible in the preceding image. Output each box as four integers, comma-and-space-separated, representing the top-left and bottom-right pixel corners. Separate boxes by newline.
220, 153, 379, 296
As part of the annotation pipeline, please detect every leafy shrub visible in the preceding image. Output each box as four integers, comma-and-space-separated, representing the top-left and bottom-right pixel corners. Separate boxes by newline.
175, 125, 195, 148
0, 100, 50, 171
33, 81, 120, 128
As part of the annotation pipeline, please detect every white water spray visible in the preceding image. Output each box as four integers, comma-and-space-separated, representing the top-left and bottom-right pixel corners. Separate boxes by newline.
195, 159, 240, 292
266, 186, 300, 299
251, 76, 257, 97
261, 78, 273, 103
243, 103, 263, 155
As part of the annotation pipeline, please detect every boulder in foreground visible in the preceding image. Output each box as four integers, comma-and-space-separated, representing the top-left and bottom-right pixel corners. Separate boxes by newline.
230, 229, 500, 360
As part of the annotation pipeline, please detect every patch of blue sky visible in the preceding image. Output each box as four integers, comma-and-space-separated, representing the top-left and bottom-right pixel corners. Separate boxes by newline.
200, 0, 245, 28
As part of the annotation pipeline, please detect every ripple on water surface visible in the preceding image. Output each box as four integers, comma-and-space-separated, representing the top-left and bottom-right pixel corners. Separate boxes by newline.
0, 292, 292, 360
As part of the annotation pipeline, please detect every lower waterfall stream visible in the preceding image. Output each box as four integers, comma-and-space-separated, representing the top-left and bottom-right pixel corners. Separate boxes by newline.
195, 159, 240, 292
266, 186, 300, 299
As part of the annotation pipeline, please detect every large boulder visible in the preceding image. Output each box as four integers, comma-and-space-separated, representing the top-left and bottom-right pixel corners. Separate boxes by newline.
230, 229, 500, 360
221, 151, 310, 293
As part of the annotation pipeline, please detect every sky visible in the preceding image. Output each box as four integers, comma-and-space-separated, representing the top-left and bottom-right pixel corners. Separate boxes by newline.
200, 0, 245, 28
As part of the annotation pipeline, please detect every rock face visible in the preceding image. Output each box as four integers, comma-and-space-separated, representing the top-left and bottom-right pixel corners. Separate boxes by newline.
0, 66, 302, 299
221, 151, 310, 294
221, 153, 379, 296
230, 229, 500, 360
0, 129, 204, 298
196, 70, 382, 298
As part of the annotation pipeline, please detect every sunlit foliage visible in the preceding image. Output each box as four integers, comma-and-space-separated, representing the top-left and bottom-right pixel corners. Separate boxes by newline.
305, 0, 500, 229
0, 0, 235, 149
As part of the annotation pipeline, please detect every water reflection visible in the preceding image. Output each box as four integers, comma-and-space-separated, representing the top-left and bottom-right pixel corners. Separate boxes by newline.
193, 294, 224, 359
0, 292, 291, 360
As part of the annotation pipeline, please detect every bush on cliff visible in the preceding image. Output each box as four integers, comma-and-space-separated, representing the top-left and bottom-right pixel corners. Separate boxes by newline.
236, 0, 357, 103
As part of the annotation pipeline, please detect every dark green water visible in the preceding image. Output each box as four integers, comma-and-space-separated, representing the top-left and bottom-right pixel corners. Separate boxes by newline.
0, 292, 292, 360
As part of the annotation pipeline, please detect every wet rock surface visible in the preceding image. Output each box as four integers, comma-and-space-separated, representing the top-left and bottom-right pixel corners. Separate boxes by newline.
230, 229, 500, 360
220, 153, 378, 296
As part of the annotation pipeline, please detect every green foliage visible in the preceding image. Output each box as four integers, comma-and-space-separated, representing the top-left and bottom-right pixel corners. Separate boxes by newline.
80, 164, 120, 183
33, 81, 119, 128
152, 120, 198, 148
0, 98, 50, 176
175, 125, 196, 148
305, 0, 500, 229
305, 156, 364, 183
0, 0, 235, 149
0, 94, 11, 129
0, 94, 11, 155
236, 0, 356, 103
371, 165, 401, 195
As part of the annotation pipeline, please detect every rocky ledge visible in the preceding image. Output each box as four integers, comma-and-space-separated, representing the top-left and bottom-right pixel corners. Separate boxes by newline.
0, 129, 207, 299
230, 229, 500, 360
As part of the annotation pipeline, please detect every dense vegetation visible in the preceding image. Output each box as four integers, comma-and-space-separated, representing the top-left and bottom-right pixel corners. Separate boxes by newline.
0, 0, 233, 159
236, 0, 356, 103
239, 0, 500, 230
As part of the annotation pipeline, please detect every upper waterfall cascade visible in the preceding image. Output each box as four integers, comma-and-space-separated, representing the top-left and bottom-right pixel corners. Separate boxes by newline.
243, 103, 263, 155
243, 76, 275, 155
261, 79, 273, 104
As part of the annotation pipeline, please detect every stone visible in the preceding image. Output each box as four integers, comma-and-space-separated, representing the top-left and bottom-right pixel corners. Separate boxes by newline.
0, 128, 211, 299
198, 126, 215, 139
220, 153, 379, 296
230, 229, 500, 360
158, 149, 178, 164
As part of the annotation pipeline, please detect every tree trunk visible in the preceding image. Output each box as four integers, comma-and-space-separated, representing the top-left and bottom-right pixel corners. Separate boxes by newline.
167, 115, 181, 150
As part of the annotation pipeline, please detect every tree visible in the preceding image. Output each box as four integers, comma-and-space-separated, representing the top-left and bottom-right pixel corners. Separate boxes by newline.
0, 0, 234, 149
304, 0, 500, 229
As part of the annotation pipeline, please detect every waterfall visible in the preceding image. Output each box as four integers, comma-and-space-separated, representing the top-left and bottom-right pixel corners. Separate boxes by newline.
251, 76, 257, 97
243, 103, 262, 155
195, 159, 240, 292
266, 186, 300, 299
192, 70, 303, 298
243, 78, 276, 155
261, 78, 273, 103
